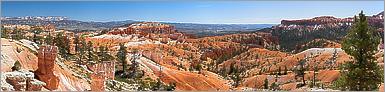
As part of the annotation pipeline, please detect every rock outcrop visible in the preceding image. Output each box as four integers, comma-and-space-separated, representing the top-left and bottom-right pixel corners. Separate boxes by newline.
108, 22, 176, 35
34, 45, 59, 90
2, 70, 46, 91
87, 61, 115, 80
276, 11, 383, 31
90, 71, 105, 91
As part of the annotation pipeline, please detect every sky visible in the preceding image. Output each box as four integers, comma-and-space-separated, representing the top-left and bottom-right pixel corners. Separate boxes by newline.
1, 1, 384, 24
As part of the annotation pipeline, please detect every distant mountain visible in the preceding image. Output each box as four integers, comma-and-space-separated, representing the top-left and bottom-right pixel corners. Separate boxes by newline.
1, 16, 274, 35
1, 16, 68, 21
165, 23, 275, 37
0, 17, 138, 31
167, 23, 274, 31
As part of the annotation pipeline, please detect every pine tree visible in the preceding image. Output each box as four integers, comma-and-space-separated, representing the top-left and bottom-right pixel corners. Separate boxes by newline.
117, 43, 128, 72
264, 78, 269, 89
87, 41, 97, 62
1, 28, 9, 38
12, 29, 23, 40
98, 45, 110, 61
278, 66, 282, 75
232, 72, 241, 87
270, 82, 278, 90
74, 35, 80, 52
296, 59, 306, 86
79, 37, 88, 63
54, 32, 70, 58
334, 11, 383, 91
45, 33, 53, 45
153, 78, 162, 91
130, 48, 140, 77
32, 28, 42, 44
76, 37, 85, 64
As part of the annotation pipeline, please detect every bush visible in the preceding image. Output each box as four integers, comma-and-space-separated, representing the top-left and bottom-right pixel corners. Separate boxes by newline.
11, 61, 21, 71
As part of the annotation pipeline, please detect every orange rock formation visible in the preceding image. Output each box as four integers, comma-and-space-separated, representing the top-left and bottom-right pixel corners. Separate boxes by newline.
34, 45, 59, 90
88, 61, 115, 80
90, 71, 106, 91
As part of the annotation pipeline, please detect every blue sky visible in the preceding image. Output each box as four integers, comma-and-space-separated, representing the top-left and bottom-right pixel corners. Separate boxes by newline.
1, 1, 383, 24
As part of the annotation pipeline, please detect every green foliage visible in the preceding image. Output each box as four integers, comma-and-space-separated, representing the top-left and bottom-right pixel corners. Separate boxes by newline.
331, 70, 349, 91
164, 82, 176, 91
295, 59, 307, 86
75, 36, 88, 64
230, 72, 241, 87
194, 63, 202, 71
269, 23, 350, 53
334, 11, 383, 91
117, 43, 128, 72
11, 29, 24, 40
98, 45, 114, 61
11, 61, 21, 71
54, 32, 70, 58
264, 78, 269, 89
32, 28, 43, 44
44, 33, 54, 45
1, 28, 10, 38
86, 41, 98, 62
270, 82, 278, 90
135, 78, 176, 91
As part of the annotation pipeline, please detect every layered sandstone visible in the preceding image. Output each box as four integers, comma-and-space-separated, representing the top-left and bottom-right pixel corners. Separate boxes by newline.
276, 11, 384, 30
87, 61, 115, 80
34, 45, 59, 90
90, 71, 106, 91
108, 22, 176, 35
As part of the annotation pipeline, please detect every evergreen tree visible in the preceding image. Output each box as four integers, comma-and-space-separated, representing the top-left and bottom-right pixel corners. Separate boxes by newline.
296, 59, 306, 86
278, 66, 282, 75
152, 78, 162, 91
77, 36, 86, 64
98, 45, 108, 61
129, 48, 140, 77
54, 32, 70, 58
232, 72, 241, 87
1, 28, 9, 38
334, 11, 383, 91
270, 82, 278, 90
165, 82, 176, 91
32, 28, 42, 44
117, 43, 128, 72
74, 35, 80, 52
45, 33, 53, 45
264, 78, 269, 89
78, 37, 88, 63
87, 41, 97, 62
12, 29, 23, 40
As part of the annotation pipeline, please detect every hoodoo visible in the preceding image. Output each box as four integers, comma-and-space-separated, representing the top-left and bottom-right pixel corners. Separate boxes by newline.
34, 45, 59, 90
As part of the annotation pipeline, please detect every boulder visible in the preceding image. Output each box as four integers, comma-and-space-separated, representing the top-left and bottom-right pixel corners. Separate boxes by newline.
2, 70, 46, 91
